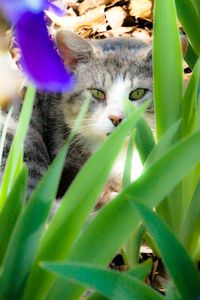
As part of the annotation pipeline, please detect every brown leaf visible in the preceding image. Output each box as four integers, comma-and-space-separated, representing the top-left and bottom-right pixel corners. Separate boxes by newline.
78, 0, 121, 15
105, 6, 127, 29
47, 5, 106, 33
129, 0, 152, 20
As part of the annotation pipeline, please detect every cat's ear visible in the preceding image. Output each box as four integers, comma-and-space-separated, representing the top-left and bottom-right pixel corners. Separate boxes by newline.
56, 30, 95, 70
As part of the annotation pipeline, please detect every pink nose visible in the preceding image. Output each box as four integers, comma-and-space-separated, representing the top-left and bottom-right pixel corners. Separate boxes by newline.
109, 115, 123, 127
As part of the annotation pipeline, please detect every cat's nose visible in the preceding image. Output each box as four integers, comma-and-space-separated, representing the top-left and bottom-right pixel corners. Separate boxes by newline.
109, 115, 123, 127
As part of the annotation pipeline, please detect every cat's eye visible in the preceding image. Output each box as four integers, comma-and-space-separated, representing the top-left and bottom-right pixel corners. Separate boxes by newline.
89, 88, 106, 101
129, 88, 146, 101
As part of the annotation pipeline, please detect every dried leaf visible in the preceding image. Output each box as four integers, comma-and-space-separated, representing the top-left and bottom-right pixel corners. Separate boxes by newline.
129, 0, 152, 19
47, 5, 106, 33
106, 6, 127, 29
78, 0, 121, 15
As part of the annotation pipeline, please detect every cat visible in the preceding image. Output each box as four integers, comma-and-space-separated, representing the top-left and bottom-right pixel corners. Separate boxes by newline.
1, 30, 154, 205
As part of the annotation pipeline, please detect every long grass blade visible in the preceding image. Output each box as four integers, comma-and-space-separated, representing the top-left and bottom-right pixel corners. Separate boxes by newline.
175, 0, 200, 56
0, 166, 27, 265
180, 180, 200, 258
42, 262, 164, 300
133, 201, 200, 300
0, 142, 69, 300
154, 0, 183, 139
0, 86, 35, 210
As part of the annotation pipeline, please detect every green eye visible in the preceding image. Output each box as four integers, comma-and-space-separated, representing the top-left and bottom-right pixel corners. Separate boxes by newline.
89, 88, 106, 101
129, 88, 146, 101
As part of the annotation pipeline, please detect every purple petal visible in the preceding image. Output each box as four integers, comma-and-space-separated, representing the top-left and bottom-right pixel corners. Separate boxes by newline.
0, 0, 48, 23
15, 11, 74, 92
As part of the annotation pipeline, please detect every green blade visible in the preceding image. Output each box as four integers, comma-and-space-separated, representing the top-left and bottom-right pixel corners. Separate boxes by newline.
154, 0, 183, 139
135, 117, 155, 164
0, 86, 35, 210
181, 58, 200, 138
124, 98, 155, 163
0, 166, 27, 265
181, 58, 200, 211
87, 292, 109, 300
185, 42, 199, 69
0, 142, 69, 300
180, 180, 200, 257
132, 201, 200, 300
122, 130, 135, 190
144, 120, 180, 168
127, 258, 153, 281
175, 0, 200, 56
42, 262, 164, 300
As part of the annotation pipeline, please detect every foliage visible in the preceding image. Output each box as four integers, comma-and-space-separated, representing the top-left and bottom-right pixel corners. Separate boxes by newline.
0, 0, 200, 300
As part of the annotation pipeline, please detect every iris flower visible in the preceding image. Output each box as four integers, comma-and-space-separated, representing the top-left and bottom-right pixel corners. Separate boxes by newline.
0, 0, 74, 92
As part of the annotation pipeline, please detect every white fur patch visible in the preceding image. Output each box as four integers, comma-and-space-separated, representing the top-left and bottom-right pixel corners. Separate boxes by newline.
110, 144, 143, 185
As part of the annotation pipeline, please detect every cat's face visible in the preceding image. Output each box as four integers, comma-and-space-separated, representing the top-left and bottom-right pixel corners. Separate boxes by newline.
56, 31, 153, 148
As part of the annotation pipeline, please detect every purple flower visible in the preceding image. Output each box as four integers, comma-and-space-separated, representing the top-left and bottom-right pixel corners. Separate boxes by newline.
0, 0, 74, 92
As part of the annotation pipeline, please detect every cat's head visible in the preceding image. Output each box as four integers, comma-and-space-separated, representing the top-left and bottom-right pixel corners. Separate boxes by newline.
56, 30, 153, 147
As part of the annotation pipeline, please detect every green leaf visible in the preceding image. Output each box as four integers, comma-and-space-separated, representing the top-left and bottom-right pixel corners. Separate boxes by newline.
123, 225, 145, 268
144, 120, 180, 168
58, 129, 200, 299
180, 58, 200, 211
124, 98, 155, 163
175, 0, 200, 56
87, 292, 109, 300
181, 58, 200, 138
154, 0, 183, 139
0, 166, 27, 265
180, 180, 200, 258
22, 103, 148, 300
185, 42, 199, 69
132, 201, 200, 300
166, 282, 181, 300
135, 117, 155, 164
122, 131, 135, 190
86, 258, 153, 300
127, 258, 153, 281
192, 0, 200, 16
0, 142, 69, 300
0, 86, 36, 210
42, 262, 164, 300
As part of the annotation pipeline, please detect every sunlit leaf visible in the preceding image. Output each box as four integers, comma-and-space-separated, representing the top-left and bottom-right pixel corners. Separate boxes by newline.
42, 262, 164, 300
132, 201, 200, 300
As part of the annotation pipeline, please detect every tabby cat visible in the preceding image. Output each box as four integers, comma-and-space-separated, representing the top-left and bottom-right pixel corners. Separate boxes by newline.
1, 30, 153, 203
